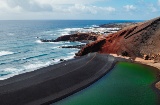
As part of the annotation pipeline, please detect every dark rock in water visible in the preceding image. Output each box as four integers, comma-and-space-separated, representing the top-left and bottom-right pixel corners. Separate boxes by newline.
40, 33, 98, 42
40, 39, 55, 42
60, 59, 65, 62
61, 45, 85, 49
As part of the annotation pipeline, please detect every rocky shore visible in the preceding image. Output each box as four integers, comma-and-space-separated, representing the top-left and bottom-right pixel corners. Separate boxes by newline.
40, 18, 160, 89
1, 19, 160, 105
99, 22, 138, 29
40, 22, 137, 54
76, 17, 160, 90
77, 17, 160, 62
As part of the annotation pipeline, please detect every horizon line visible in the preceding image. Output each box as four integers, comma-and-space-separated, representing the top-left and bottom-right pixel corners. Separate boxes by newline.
0, 19, 145, 21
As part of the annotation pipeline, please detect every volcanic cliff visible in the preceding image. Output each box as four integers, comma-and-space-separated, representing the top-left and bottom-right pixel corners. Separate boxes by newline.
77, 17, 160, 62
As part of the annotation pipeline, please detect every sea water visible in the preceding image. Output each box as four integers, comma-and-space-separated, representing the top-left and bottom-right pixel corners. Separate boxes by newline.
0, 20, 139, 80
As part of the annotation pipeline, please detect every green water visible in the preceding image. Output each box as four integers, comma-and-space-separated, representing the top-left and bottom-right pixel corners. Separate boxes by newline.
53, 62, 159, 105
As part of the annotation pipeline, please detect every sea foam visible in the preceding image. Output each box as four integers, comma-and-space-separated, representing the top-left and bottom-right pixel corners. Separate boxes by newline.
36, 40, 43, 44
23, 61, 52, 72
0, 51, 14, 57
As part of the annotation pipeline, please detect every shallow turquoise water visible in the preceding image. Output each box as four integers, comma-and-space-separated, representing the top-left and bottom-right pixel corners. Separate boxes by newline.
53, 62, 159, 105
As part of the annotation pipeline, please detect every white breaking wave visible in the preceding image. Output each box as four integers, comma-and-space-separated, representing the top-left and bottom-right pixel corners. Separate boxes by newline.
7, 33, 15, 36
36, 40, 43, 43
49, 42, 64, 44
0, 67, 23, 80
58, 28, 82, 35
0, 51, 14, 56
0, 61, 53, 80
23, 61, 52, 72
3, 68, 19, 73
65, 55, 75, 60
0, 52, 77, 80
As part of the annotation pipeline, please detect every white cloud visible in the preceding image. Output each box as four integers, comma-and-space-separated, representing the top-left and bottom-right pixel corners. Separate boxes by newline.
32, 0, 101, 5
0, 0, 115, 19
0, 0, 111, 13
67, 4, 116, 14
0, 0, 22, 13
0, 0, 115, 14
123, 5, 136, 11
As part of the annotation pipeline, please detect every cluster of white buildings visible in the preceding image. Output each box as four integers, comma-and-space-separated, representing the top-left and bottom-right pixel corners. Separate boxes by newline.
69, 26, 121, 36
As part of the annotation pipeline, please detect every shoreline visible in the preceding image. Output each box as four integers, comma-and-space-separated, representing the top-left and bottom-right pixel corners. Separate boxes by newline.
0, 53, 159, 105
0, 53, 129, 105
110, 54, 160, 91
0, 20, 160, 104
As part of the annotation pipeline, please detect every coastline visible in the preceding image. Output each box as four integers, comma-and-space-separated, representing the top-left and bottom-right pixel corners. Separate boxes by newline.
38, 20, 160, 92
110, 54, 160, 91
0, 53, 129, 105
0, 20, 159, 104
0, 53, 158, 105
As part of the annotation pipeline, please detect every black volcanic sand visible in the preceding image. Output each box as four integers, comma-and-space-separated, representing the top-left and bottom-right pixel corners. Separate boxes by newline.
0, 53, 129, 105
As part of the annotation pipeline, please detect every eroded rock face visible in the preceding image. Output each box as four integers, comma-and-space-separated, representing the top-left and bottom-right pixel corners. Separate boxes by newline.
77, 16, 160, 62
101, 17, 160, 59
75, 39, 106, 56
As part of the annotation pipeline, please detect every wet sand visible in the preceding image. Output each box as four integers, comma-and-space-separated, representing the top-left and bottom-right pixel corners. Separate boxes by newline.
0, 53, 128, 105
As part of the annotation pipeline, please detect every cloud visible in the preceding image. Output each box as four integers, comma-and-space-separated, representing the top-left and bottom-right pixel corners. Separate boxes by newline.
123, 5, 136, 11
0, 0, 22, 13
0, 0, 112, 13
32, 0, 103, 5
67, 4, 116, 14
0, 0, 115, 14
4, 0, 53, 12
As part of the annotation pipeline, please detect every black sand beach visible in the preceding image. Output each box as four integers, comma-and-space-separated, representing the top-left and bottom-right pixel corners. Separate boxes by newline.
0, 53, 128, 105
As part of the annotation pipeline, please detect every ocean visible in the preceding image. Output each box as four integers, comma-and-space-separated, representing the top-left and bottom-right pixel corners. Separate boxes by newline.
0, 20, 140, 80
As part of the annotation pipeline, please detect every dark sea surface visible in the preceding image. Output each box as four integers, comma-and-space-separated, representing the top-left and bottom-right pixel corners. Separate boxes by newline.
0, 20, 140, 79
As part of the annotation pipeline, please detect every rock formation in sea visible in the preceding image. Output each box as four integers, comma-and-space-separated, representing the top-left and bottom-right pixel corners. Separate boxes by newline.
77, 16, 160, 62
40, 33, 98, 42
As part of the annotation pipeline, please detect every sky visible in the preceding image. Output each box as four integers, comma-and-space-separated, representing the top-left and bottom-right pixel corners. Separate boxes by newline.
0, 0, 160, 20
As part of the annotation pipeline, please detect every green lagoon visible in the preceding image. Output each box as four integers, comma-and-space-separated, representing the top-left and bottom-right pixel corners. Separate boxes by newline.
53, 62, 159, 105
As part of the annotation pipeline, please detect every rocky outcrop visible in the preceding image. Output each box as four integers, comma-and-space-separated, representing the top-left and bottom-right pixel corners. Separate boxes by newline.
101, 17, 160, 59
99, 22, 138, 29
77, 16, 160, 62
61, 45, 85, 49
76, 39, 106, 56
40, 33, 98, 42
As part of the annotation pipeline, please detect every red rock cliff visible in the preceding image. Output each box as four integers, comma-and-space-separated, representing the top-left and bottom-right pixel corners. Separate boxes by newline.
77, 16, 160, 61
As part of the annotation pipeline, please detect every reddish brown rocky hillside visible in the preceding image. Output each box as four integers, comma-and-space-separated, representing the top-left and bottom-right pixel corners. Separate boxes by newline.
77, 17, 160, 62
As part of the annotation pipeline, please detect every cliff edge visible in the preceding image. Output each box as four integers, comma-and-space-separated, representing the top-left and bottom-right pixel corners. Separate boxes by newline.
77, 17, 160, 62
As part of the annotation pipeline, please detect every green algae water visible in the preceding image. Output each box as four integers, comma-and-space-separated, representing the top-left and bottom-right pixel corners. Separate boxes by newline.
53, 62, 159, 105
